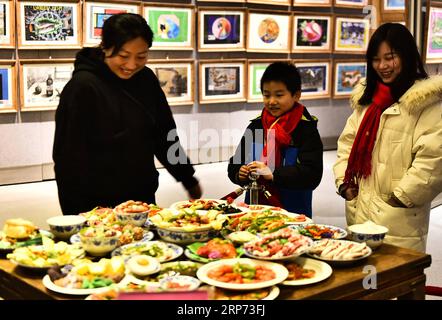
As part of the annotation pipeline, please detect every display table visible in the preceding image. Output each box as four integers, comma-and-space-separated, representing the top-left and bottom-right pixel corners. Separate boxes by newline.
0, 244, 431, 300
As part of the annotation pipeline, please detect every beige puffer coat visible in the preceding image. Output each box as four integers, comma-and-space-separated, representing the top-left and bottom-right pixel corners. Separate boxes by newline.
333, 76, 442, 252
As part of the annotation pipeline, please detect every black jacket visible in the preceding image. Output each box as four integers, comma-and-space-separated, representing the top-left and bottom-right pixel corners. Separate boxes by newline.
53, 48, 197, 215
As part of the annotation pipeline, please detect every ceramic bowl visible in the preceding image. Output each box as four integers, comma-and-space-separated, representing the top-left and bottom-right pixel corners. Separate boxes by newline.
46, 215, 86, 241
348, 222, 389, 249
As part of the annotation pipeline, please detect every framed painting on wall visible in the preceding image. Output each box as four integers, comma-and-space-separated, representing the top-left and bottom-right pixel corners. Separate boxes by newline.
247, 0, 291, 6
292, 14, 332, 53
0, 60, 16, 113
144, 4, 194, 50
20, 59, 74, 111
247, 59, 289, 102
198, 8, 245, 51
334, 0, 368, 8
294, 60, 331, 99
17, 1, 81, 49
147, 60, 194, 106
247, 11, 291, 53
292, 0, 332, 7
334, 16, 370, 53
199, 60, 246, 104
83, 1, 140, 47
383, 0, 405, 12
424, 3, 442, 64
333, 60, 366, 98
0, 0, 14, 48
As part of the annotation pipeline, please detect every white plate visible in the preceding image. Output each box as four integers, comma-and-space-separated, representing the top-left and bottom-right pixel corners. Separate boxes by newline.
70, 231, 154, 244
282, 257, 333, 286
283, 212, 314, 225
293, 224, 348, 240
212, 285, 280, 300
196, 258, 288, 290
307, 239, 372, 266
111, 241, 183, 263
170, 199, 227, 211
43, 274, 121, 296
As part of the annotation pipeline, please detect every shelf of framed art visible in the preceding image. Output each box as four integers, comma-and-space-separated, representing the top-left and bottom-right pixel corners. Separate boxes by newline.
293, 59, 332, 100
146, 59, 195, 106
291, 13, 333, 54
333, 15, 370, 54
423, 1, 442, 64
18, 59, 74, 112
0, 60, 17, 113
332, 59, 367, 99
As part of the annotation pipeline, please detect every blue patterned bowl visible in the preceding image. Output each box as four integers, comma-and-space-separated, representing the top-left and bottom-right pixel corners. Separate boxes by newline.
156, 226, 219, 245
114, 210, 148, 227
79, 229, 122, 256
46, 215, 86, 241
348, 222, 389, 249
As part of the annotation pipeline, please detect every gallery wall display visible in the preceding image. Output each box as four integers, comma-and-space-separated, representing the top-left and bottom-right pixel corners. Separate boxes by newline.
17, 0, 81, 49
294, 60, 331, 100
0, 0, 15, 48
144, 3, 194, 51
198, 8, 245, 51
333, 60, 366, 98
424, 2, 442, 64
334, 16, 370, 53
334, 0, 368, 8
83, 0, 140, 47
146, 60, 194, 106
247, 0, 291, 6
247, 11, 291, 53
19, 59, 74, 111
0, 60, 16, 112
292, 0, 332, 7
382, 0, 405, 11
199, 59, 246, 104
292, 14, 332, 53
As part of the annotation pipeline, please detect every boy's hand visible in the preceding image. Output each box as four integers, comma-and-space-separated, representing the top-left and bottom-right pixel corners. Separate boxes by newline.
248, 161, 273, 181
238, 165, 250, 182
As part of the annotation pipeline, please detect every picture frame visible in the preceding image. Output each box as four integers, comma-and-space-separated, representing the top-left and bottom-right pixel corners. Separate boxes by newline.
0, 60, 16, 113
144, 3, 194, 51
19, 59, 74, 111
198, 8, 245, 52
247, 11, 291, 53
83, 0, 140, 47
334, 16, 370, 53
292, 14, 333, 53
197, 0, 245, 2
383, 0, 405, 12
334, 0, 368, 8
333, 60, 367, 98
294, 60, 331, 100
247, 59, 289, 103
199, 59, 246, 104
247, 0, 291, 6
146, 60, 194, 106
0, 0, 15, 48
292, 0, 332, 7
424, 3, 442, 64
17, 0, 81, 49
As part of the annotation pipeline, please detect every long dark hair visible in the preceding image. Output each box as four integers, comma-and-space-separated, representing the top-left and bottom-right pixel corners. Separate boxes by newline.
359, 23, 428, 105
100, 13, 153, 57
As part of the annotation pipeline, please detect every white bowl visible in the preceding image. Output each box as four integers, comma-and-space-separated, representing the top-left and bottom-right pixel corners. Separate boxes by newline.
46, 215, 86, 240
348, 222, 389, 249
79, 228, 121, 256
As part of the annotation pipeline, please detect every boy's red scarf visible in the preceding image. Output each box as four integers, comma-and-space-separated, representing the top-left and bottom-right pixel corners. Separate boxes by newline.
344, 82, 394, 187
256, 103, 304, 208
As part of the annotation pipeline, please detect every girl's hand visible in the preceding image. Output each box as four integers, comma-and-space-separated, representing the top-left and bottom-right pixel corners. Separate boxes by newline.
247, 161, 273, 181
238, 165, 250, 182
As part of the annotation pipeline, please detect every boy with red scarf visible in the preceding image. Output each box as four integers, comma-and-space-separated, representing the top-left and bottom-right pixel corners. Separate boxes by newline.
227, 62, 323, 218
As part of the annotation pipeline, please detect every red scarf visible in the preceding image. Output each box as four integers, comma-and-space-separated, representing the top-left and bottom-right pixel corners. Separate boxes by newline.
256, 103, 304, 207
344, 82, 394, 187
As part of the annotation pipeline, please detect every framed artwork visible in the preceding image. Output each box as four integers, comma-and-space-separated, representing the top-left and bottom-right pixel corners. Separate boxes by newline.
383, 0, 405, 12
198, 8, 245, 51
147, 60, 194, 106
17, 1, 81, 49
334, 0, 368, 8
334, 17, 370, 53
83, 1, 140, 47
0, 60, 16, 113
0, 0, 14, 47
424, 4, 442, 64
20, 59, 74, 111
247, 11, 291, 53
197, 0, 245, 2
144, 4, 194, 50
199, 60, 246, 104
292, 14, 332, 53
247, 0, 291, 6
333, 60, 366, 98
292, 0, 332, 7
294, 60, 331, 100
247, 59, 289, 102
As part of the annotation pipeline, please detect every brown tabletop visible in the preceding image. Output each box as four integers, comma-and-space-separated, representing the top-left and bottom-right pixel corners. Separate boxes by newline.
0, 243, 431, 300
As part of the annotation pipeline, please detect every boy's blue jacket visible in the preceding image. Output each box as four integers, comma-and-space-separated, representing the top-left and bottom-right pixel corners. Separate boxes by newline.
227, 107, 323, 217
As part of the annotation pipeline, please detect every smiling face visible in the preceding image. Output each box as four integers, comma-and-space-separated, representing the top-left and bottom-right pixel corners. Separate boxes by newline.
372, 41, 402, 84
103, 36, 149, 80
262, 81, 300, 118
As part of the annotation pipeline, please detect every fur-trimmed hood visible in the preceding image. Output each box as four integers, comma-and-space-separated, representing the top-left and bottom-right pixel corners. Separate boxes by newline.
350, 75, 442, 114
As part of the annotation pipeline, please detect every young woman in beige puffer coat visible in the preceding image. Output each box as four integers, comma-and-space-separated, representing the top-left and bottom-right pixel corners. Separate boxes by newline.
333, 23, 442, 253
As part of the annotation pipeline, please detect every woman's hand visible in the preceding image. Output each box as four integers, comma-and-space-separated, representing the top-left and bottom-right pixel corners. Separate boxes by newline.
187, 182, 202, 200
247, 161, 273, 181
344, 187, 359, 201
238, 165, 250, 183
